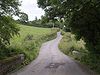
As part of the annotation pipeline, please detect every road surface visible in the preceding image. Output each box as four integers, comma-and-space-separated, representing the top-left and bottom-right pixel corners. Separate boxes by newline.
9, 32, 97, 75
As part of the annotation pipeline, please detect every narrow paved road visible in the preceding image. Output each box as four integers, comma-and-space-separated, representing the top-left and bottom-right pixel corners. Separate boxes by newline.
10, 32, 96, 75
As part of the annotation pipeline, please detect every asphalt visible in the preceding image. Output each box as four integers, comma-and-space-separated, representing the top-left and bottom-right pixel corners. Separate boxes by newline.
9, 32, 97, 75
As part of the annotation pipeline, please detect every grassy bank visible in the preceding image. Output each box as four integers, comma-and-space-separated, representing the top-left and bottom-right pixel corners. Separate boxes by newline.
59, 31, 100, 74
0, 24, 58, 64
59, 32, 86, 58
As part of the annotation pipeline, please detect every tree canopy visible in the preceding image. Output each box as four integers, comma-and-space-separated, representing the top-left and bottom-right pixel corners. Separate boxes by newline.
0, 0, 21, 16
19, 12, 29, 23
38, 0, 100, 53
0, 0, 21, 49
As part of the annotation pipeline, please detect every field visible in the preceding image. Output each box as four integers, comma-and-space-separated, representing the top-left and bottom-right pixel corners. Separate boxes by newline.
0, 24, 57, 64
10, 24, 52, 45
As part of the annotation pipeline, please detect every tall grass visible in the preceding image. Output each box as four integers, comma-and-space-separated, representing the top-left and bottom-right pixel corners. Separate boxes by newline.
0, 24, 58, 65
59, 31, 100, 74
59, 32, 87, 59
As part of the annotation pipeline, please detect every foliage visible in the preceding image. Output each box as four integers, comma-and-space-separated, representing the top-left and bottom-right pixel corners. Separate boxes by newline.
59, 32, 100, 73
38, 0, 100, 54
70, 2, 100, 53
29, 16, 63, 28
27, 13, 63, 28
0, 16, 19, 49
41, 15, 49, 24
0, 0, 21, 49
59, 32, 86, 57
0, 24, 58, 63
81, 53, 100, 74
18, 12, 29, 24
38, 0, 100, 73
0, 0, 21, 16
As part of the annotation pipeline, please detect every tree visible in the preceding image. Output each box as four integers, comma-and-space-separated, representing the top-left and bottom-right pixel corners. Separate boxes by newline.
0, 0, 21, 16
37, 0, 100, 53
19, 12, 29, 23
37, 0, 100, 73
0, 0, 21, 49
41, 15, 49, 24
0, 16, 20, 49
70, 2, 100, 53
35, 16, 38, 21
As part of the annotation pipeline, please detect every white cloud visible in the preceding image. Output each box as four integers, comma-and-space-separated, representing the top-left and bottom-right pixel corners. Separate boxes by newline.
19, 0, 45, 21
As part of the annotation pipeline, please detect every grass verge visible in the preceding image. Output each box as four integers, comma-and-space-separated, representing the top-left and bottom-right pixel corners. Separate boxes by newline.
59, 31, 100, 74
0, 24, 58, 64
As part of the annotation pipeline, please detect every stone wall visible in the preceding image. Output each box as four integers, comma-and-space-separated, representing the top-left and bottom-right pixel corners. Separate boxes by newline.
0, 54, 24, 75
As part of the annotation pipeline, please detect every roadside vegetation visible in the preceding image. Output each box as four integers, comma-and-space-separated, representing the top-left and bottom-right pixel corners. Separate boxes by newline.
59, 31, 100, 74
0, 24, 58, 64
0, 0, 58, 73
0, 0, 100, 74
38, 0, 100, 74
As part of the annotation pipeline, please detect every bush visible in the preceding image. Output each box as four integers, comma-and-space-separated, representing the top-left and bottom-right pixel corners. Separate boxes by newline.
81, 53, 100, 73
69, 2, 100, 54
0, 16, 19, 49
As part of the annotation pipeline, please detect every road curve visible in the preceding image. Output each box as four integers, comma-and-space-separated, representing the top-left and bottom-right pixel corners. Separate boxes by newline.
9, 32, 97, 75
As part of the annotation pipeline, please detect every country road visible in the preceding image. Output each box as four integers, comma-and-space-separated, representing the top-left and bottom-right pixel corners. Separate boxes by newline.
9, 32, 97, 75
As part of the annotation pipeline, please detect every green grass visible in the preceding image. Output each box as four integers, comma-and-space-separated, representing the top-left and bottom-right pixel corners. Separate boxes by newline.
0, 24, 58, 61
59, 31, 100, 74
11, 24, 52, 45
1, 24, 58, 64
59, 32, 87, 58
0, 24, 58, 74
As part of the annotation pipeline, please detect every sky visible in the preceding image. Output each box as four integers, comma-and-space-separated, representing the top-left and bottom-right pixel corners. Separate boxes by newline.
14, 0, 45, 21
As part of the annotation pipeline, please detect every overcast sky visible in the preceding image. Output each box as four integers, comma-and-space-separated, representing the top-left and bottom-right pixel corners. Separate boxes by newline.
15, 0, 45, 21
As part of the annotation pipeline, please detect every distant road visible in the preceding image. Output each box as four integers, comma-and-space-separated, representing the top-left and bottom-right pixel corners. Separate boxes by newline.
9, 32, 97, 75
